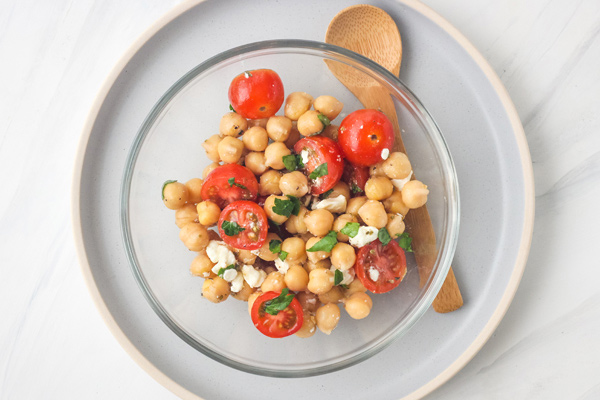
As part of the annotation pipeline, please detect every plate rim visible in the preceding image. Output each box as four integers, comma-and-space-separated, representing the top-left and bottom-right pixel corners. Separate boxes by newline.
70, 0, 535, 399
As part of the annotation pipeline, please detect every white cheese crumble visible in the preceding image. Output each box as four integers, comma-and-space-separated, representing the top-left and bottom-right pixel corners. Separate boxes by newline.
242, 265, 266, 288
222, 268, 238, 282
349, 226, 379, 248
368, 267, 380, 282
381, 148, 390, 160
311, 195, 347, 213
300, 149, 310, 164
206, 241, 237, 273
274, 258, 290, 274
250, 249, 261, 256
391, 170, 413, 191
230, 272, 244, 293
330, 266, 355, 285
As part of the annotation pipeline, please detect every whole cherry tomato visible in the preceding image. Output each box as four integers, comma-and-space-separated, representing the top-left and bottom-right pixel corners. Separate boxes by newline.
228, 69, 284, 119
337, 109, 395, 166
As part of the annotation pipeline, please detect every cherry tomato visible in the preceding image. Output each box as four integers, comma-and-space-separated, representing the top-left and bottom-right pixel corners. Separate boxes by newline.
228, 69, 284, 119
218, 201, 268, 250
342, 162, 370, 194
337, 109, 395, 166
293, 136, 344, 195
355, 239, 407, 294
251, 291, 304, 338
201, 164, 258, 208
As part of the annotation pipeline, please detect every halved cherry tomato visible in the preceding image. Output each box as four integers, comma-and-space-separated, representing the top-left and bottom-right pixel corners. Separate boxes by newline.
201, 164, 258, 209
218, 200, 268, 250
337, 109, 395, 166
342, 162, 370, 194
251, 291, 304, 338
293, 136, 343, 195
228, 69, 284, 119
355, 239, 407, 294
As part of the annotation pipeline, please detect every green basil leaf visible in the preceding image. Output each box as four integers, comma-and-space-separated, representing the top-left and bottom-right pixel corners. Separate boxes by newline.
228, 177, 247, 190
350, 183, 363, 194
340, 222, 360, 238
334, 269, 343, 286
272, 196, 301, 217
221, 220, 245, 236
317, 113, 331, 127
217, 264, 236, 277
378, 227, 392, 245
229, 104, 236, 112
397, 232, 413, 252
269, 239, 282, 254
309, 163, 328, 180
282, 154, 299, 171
321, 189, 333, 199
161, 180, 177, 200
340, 284, 350, 289
288, 195, 301, 216
307, 230, 338, 252
264, 288, 295, 316
279, 251, 288, 261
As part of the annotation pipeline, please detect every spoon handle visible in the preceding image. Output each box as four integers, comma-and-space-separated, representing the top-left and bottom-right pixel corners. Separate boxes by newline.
360, 85, 463, 313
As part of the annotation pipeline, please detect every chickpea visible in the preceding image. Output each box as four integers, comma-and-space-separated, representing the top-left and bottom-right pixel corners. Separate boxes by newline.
266, 116, 293, 142
295, 311, 317, 338
284, 92, 314, 121
343, 278, 367, 297
284, 124, 302, 148
297, 110, 325, 136
316, 303, 340, 335
387, 213, 406, 238
162, 181, 188, 210
196, 200, 220, 226
258, 232, 282, 261
184, 178, 203, 204
259, 170, 283, 196
304, 209, 334, 237
305, 237, 332, 263
261, 271, 287, 293
333, 213, 358, 242
330, 181, 350, 202
281, 237, 307, 264
307, 268, 334, 295
320, 124, 338, 141
330, 243, 356, 271
202, 277, 230, 303
264, 142, 291, 170
248, 291, 262, 314
284, 265, 309, 291
175, 204, 198, 228
179, 222, 210, 251
304, 259, 331, 272
369, 161, 386, 177
365, 176, 394, 201
247, 118, 268, 129
346, 196, 368, 216
242, 126, 269, 151
382, 152, 412, 179
232, 281, 255, 301
344, 292, 373, 320
244, 152, 268, 175
202, 162, 220, 179
217, 136, 244, 164
296, 291, 320, 313
358, 200, 388, 228
264, 195, 290, 224
279, 171, 309, 197
318, 286, 344, 304
202, 134, 222, 162
233, 248, 257, 265
284, 205, 309, 234
219, 112, 247, 137
313, 95, 343, 120
383, 190, 410, 216
190, 253, 214, 277
402, 180, 429, 209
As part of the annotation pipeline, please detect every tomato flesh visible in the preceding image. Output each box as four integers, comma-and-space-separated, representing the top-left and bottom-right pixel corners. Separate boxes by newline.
342, 162, 370, 194
293, 136, 344, 195
228, 69, 284, 119
251, 291, 304, 338
201, 164, 258, 209
338, 109, 395, 166
355, 239, 407, 294
218, 201, 268, 250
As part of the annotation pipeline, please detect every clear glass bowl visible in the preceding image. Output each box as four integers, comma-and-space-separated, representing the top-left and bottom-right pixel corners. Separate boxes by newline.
121, 40, 459, 377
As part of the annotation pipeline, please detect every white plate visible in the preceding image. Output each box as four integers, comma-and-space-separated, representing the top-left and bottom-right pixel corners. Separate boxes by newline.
72, 0, 534, 399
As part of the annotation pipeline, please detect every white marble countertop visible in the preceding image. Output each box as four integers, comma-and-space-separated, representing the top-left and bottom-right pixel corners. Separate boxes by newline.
1, 0, 599, 398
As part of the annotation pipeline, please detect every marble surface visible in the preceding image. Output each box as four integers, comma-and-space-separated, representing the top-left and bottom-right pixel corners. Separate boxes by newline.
1, 0, 599, 398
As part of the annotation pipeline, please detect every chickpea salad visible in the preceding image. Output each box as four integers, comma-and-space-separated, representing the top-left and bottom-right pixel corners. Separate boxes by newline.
162, 69, 429, 338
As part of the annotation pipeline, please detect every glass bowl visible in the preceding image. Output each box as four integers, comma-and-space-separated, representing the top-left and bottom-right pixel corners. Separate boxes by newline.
121, 40, 459, 377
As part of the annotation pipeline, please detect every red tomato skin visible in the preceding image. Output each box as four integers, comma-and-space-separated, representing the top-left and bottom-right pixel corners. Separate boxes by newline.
217, 201, 268, 250
293, 136, 344, 195
200, 164, 258, 208
342, 162, 370, 193
355, 239, 407, 294
251, 291, 304, 338
337, 109, 395, 166
228, 69, 284, 119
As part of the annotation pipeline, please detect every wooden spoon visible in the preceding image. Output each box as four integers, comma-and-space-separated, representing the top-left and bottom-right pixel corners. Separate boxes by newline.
326, 4, 463, 313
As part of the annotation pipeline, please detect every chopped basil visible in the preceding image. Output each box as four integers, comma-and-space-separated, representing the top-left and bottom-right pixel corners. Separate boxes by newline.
309, 163, 328, 180
350, 183, 363, 194
264, 288, 295, 315
340, 222, 360, 238
161, 180, 177, 200
397, 232, 413, 252
229, 104, 236, 112
228, 177, 247, 190
217, 264, 236, 277
317, 113, 331, 127
279, 251, 289, 261
321, 189, 333, 199
307, 230, 338, 252
269, 239, 282, 254
334, 269, 343, 286
221, 220, 245, 236
282, 154, 304, 172
378, 227, 392, 245
272, 196, 301, 217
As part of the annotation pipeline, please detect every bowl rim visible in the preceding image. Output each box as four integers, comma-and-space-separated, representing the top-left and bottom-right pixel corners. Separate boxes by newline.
118, 38, 460, 378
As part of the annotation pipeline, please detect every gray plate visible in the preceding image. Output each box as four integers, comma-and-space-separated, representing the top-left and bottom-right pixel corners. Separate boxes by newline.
72, 0, 534, 399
